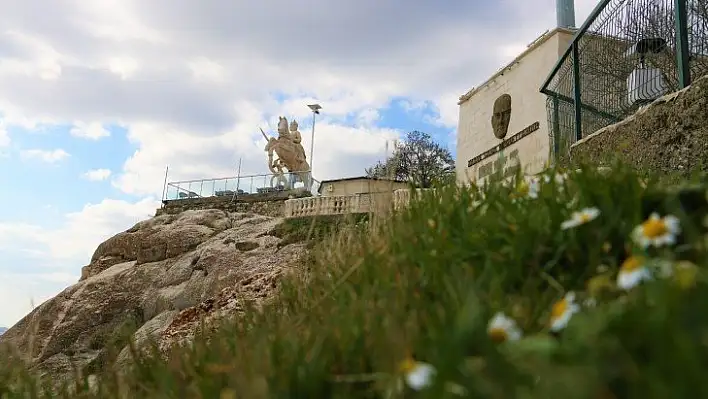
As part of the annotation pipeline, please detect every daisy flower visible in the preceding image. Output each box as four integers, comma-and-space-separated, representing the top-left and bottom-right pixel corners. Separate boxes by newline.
487, 312, 523, 343
399, 358, 436, 391
631, 213, 681, 248
560, 207, 601, 230
617, 256, 652, 290
543, 171, 569, 185
549, 292, 580, 332
514, 176, 540, 199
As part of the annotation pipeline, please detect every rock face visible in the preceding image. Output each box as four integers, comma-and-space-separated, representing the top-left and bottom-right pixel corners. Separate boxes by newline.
0, 209, 306, 383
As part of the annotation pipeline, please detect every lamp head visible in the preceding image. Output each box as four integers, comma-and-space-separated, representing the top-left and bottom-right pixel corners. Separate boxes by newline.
307, 104, 322, 114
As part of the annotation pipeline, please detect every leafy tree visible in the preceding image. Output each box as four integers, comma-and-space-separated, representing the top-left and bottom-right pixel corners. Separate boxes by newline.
365, 130, 455, 188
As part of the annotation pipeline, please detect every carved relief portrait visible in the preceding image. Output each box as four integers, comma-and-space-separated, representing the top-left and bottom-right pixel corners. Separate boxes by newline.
491, 94, 512, 139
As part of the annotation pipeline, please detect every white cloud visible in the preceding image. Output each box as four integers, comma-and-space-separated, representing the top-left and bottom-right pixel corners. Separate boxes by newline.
188, 57, 227, 83
107, 56, 140, 80
0, 1, 566, 139
70, 121, 110, 140
48, 198, 160, 261
0, 197, 158, 264
20, 148, 70, 163
82, 168, 112, 181
0, 272, 65, 327
0, 123, 9, 147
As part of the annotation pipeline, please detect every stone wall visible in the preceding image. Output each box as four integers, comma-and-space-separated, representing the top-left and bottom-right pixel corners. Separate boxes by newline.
159, 187, 437, 219
569, 74, 708, 176
156, 190, 311, 218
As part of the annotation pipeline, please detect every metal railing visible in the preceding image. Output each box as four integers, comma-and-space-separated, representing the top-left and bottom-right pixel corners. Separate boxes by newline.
163, 171, 321, 201
541, 0, 708, 157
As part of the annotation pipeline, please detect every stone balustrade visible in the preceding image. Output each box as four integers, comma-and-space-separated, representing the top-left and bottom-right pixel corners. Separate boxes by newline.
284, 195, 366, 218
392, 188, 433, 209
284, 189, 435, 218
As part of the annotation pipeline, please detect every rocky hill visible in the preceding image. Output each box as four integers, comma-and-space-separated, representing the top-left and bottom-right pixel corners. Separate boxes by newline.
0, 208, 306, 384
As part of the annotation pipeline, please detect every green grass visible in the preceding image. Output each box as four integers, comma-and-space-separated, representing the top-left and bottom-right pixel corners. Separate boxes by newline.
270, 213, 370, 249
2, 162, 708, 398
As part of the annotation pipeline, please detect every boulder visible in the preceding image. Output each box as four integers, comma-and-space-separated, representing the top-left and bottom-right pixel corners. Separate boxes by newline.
0, 209, 306, 385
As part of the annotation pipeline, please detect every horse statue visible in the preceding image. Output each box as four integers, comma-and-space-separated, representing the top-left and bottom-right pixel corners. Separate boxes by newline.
261, 116, 311, 190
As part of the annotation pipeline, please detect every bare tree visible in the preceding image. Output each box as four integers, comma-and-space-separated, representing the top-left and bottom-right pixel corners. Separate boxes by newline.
365, 131, 455, 188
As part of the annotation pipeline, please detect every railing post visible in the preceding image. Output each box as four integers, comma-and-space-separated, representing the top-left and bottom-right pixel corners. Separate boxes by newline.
571, 41, 582, 142
552, 95, 561, 159
674, 0, 691, 88
160, 166, 169, 205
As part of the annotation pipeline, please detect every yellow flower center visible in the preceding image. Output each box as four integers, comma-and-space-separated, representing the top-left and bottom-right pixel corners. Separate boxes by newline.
550, 299, 568, 321
488, 327, 508, 343
399, 358, 416, 373
578, 213, 592, 223
642, 218, 668, 238
621, 256, 644, 272
517, 182, 529, 195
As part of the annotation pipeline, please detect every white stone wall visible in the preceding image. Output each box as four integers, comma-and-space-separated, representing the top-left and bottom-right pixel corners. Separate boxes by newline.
457, 29, 574, 186
284, 189, 430, 218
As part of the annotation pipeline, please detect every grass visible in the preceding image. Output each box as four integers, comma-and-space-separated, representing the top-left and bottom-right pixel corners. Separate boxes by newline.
270, 213, 370, 249
2, 162, 708, 398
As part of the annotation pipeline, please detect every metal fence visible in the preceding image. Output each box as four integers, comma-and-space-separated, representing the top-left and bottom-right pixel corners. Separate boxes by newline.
163, 172, 321, 201
541, 0, 708, 157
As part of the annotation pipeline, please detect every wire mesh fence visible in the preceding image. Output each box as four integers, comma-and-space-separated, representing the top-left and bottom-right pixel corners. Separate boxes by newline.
163, 172, 320, 201
542, 0, 708, 158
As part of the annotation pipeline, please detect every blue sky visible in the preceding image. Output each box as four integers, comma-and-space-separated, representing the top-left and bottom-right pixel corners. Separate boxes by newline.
0, 0, 596, 327
1, 124, 134, 222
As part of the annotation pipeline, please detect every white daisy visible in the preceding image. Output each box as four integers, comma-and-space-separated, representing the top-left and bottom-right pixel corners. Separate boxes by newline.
543, 172, 569, 185
514, 176, 540, 200
617, 256, 652, 290
560, 207, 601, 230
631, 213, 681, 248
487, 312, 523, 343
399, 358, 436, 391
549, 292, 580, 332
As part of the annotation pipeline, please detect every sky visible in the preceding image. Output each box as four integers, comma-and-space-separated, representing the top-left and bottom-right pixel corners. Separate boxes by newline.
0, 0, 598, 327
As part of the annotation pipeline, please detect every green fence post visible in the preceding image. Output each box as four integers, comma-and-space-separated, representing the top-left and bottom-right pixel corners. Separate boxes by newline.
552, 95, 561, 158
674, 0, 691, 88
572, 42, 582, 142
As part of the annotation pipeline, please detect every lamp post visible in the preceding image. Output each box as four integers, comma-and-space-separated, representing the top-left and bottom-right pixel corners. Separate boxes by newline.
307, 103, 322, 178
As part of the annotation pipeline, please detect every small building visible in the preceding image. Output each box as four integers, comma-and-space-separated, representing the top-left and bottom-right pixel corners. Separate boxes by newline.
457, 27, 577, 186
317, 176, 409, 197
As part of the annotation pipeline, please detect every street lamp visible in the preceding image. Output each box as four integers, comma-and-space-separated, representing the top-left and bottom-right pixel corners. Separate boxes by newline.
307, 103, 322, 177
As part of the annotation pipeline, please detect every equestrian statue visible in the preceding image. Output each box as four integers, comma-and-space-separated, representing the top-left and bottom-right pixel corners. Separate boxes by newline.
261, 116, 311, 190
